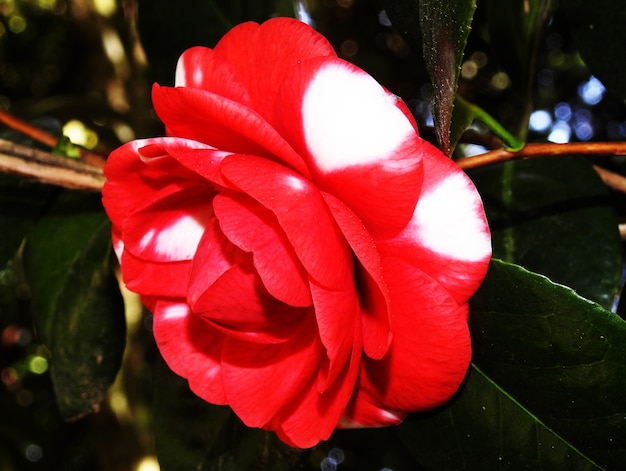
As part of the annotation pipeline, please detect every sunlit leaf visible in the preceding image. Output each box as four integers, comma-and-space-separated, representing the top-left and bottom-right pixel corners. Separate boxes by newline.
383, 0, 476, 155
468, 156, 621, 309
23, 193, 125, 420
471, 259, 626, 469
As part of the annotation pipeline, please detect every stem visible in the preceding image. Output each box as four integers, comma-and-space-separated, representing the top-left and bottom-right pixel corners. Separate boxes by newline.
0, 139, 104, 191
457, 141, 626, 169
0, 108, 106, 167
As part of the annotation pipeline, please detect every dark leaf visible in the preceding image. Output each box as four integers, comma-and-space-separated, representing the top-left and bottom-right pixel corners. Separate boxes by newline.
471, 259, 626, 469
560, 0, 626, 101
23, 193, 125, 420
384, 0, 476, 155
467, 156, 621, 309
395, 364, 601, 470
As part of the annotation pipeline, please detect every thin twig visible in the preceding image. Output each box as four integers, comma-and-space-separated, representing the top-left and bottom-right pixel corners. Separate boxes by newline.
457, 142, 626, 170
0, 108, 107, 167
0, 138, 104, 191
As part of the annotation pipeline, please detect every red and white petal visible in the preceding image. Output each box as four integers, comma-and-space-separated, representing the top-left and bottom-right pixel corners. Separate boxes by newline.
358, 256, 471, 413
120, 250, 190, 298
152, 299, 227, 405
212, 18, 336, 126
175, 46, 252, 105
220, 312, 323, 429
379, 143, 491, 304
123, 186, 213, 263
213, 192, 311, 307
322, 192, 392, 360
219, 155, 353, 291
275, 57, 423, 233
152, 85, 309, 176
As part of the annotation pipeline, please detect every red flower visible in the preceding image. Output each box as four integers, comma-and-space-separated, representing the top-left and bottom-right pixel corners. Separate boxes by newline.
102, 18, 491, 448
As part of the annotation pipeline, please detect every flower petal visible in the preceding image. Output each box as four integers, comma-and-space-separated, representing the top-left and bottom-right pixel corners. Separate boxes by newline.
152, 85, 309, 175
379, 142, 491, 304
275, 57, 423, 233
219, 155, 353, 291
358, 256, 471, 413
220, 313, 323, 428
212, 192, 311, 307
152, 300, 227, 405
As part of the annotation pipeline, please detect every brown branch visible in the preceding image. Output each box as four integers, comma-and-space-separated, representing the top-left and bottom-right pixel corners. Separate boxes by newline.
0, 138, 104, 191
457, 141, 626, 170
0, 108, 107, 167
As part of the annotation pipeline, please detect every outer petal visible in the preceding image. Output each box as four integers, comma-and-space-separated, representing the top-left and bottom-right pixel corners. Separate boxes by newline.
212, 18, 336, 126
275, 57, 423, 233
152, 85, 309, 175
353, 256, 471, 415
152, 300, 227, 405
378, 142, 492, 305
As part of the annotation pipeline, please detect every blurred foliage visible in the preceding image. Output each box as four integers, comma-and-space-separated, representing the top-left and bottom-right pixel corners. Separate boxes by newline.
1, 0, 625, 470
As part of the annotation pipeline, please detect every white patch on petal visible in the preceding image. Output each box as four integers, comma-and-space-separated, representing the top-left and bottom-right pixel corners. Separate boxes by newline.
302, 62, 414, 173
113, 239, 124, 262
413, 173, 491, 262
175, 59, 186, 87
139, 214, 206, 260
160, 302, 190, 320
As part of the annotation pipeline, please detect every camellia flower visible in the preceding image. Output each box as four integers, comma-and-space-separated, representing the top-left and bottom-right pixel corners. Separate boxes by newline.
102, 17, 491, 448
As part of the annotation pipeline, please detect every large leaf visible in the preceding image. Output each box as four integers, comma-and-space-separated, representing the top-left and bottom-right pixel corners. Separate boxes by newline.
23, 193, 125, 420
383, 0, 476, 155
394, 365, 601, 470
467, 156, 621, 309
471, 259, 626, 469
560, 0, 626, 101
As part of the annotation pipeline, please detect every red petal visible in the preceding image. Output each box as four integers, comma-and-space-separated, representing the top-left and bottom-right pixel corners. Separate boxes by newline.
152, 85, 309, 176
271, 324, 362, 448
175, 46, 251, 105
213, 192, 311, 307
358, 256, 471, 413
322, 192, 392, 360
379, 142, 491, 304
220, 313, 323, 428
152, 300, 227, 404
219, 155, 353, 291
275, 57, 423, 233
212, 18, 336, 127
120, 250, 190, 298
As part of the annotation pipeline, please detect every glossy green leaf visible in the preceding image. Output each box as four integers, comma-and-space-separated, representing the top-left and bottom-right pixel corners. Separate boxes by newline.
560, 0, 626, 101
23, 193, 125, 420
383, 0, 476, 155
467, 156, 621, 309
394, 365, 601, 470
470, 259, 626, 469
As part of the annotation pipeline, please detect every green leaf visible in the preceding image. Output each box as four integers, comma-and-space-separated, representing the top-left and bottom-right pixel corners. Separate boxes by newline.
383, 0, 476, 155
153, 353, 306, 471
486, 0, 556, 137
23, 192, 125, 421
467, 156, 621, 309
560, 0, 626, 101
470, 259, 626, 469
394, 365, 601, 470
